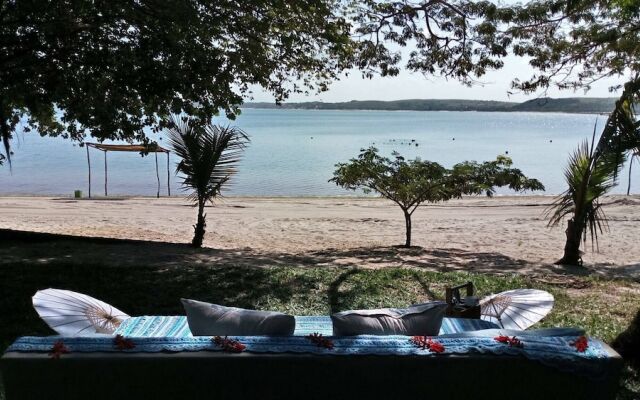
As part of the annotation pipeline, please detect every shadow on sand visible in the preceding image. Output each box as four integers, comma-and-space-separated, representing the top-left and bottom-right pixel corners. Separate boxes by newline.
2, 228, 636, 279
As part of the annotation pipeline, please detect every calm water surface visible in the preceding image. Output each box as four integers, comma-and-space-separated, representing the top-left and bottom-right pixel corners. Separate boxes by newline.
1, 109, 636, 196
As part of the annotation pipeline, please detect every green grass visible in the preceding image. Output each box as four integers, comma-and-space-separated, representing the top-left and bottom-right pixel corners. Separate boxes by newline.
0, 261, 638, 398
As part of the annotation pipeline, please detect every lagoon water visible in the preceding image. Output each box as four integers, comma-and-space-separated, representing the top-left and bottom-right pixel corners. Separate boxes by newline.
0, 108, 636, 196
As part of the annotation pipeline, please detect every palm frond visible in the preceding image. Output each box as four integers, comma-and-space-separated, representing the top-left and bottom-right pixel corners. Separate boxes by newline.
546, 140, 589, 227
595, 79, 640, 180
546, 135, 623, 250
166, 115, 249, 205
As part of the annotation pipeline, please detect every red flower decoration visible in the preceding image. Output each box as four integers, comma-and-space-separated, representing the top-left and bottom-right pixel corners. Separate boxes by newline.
494, 335, 523, 348
49, 340, 70, 359
494, 335, 510, 344
428, 340, 445, 353
571, 336, 589, 353
114, 334, 135, 350
410, 336, 445, 353
213, 336, 246, 353
305, 333, 334, 350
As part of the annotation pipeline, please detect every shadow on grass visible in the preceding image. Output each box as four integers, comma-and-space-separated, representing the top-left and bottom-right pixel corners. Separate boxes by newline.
613, 309, 640, 370
0, 262, 304, 347
411, 271, 438, 301
328, 269, 362, 313
0, 230, 541, 349
613, 309, 640, 399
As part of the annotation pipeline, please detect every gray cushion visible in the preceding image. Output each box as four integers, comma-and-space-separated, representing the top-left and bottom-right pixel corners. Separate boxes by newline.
181, 299, 295, 336
331, 302, 447, 336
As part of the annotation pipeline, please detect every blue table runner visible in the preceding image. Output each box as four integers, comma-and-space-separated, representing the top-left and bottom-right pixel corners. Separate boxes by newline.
114, 315, 499, 338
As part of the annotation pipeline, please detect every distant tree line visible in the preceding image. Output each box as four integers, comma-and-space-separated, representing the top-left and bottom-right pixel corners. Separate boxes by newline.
244, 98, 619, 114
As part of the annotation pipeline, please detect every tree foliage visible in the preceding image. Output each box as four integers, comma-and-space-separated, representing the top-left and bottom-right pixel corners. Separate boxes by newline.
349, 0, 640, 95
8, 0, 629, 160
506, 0, 640, 94
6, 0, 638, 165
594, 79, 640, 163
349, 0, 516, 84
0, 0, 353, 163
167, 116, 249, 248
331, 147, 544, 247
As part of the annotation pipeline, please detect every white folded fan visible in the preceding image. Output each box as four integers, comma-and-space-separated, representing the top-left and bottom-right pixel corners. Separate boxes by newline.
33, 288, 130, 336
480, 289, 554, 330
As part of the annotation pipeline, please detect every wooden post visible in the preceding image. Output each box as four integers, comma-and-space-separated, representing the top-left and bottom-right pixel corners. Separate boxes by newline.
104, 150, 108, 197
155, 152, 160, 198
628, 155, 635, 196
86, 146, 91, 198
167, 152, 171, 196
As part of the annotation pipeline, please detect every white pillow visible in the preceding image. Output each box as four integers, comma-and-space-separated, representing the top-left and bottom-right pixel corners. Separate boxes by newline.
181, 299, 295, 336
331, 302, 447, 336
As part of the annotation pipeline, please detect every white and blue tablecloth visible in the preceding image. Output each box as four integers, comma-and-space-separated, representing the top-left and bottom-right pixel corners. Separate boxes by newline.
8, 333, 613, 380
7, 315, 615, 379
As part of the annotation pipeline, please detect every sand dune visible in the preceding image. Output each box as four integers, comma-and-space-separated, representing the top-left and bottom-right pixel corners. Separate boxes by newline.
0, 195, 638, 278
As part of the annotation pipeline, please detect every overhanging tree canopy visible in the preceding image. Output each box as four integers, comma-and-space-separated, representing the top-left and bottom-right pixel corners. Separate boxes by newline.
85, 143, 170, 198
0, 0, 353, 164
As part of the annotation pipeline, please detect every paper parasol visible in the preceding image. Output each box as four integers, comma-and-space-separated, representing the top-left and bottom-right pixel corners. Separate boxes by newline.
33, 289, 130, 336
480, 289, 554, 330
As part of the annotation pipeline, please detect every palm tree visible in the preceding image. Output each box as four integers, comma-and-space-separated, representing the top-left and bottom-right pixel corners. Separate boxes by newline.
547, 78, 640, 266
167, 116, 249, 247
546, 135, 622, 266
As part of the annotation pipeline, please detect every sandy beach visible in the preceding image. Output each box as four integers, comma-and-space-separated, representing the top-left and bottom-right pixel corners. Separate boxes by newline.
1, 195, 638, 278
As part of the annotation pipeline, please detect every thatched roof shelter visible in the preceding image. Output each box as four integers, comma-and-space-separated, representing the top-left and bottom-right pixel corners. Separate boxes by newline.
85, 143, 170, 198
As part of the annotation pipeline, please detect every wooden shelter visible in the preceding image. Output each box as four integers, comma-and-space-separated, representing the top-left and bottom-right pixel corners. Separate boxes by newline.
85, 143, 170, 198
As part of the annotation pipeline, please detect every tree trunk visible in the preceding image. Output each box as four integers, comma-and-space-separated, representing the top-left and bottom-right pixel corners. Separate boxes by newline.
192, 200, 206, 248
0, 107, 11, 166
555, 218, 583, 266
628, 155, 634, 196
403, 209, 412, 247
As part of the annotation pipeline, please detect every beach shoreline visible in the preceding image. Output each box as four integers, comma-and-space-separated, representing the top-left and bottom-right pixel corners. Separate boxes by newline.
0, 193, 566, 198
1, 195, 638, 278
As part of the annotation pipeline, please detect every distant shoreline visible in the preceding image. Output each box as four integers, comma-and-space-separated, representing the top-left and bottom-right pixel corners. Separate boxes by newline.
242, 107, 606, 116
243, 97, 617, 115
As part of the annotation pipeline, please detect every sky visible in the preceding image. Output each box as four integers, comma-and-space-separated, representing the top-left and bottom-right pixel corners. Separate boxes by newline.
248, 54, 624, 104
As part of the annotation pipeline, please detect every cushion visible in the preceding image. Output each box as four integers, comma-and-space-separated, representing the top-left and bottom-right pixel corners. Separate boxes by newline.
331, 302, 447, 336
181, 299, 295, 336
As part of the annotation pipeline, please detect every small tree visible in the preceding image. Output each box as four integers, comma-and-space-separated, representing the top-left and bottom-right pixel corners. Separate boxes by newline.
330, 147, 544, 247
167, 117, 249, 248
